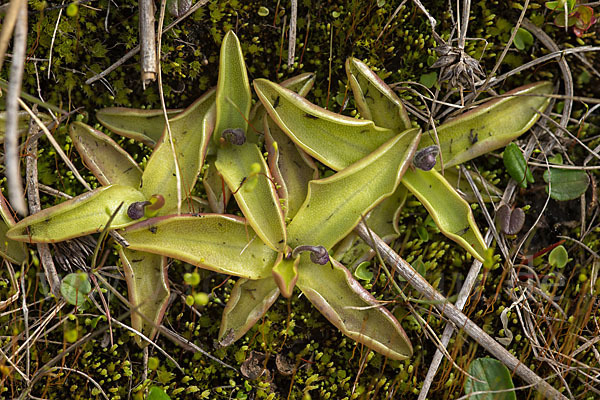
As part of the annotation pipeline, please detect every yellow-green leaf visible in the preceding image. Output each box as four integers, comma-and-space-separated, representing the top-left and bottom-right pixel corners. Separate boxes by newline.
69, 122, 142, 187
121, 214, 277, 279
297, 257, 412, 360
216, 143, 286, 251
287, 129, 420, 250
265, 116, 318, 220
7, 185, 146, 243
141, 89, 216, 214
0, 192, 27, 264
0, 218, 27, 264
272, 253, 299, 298
218, 277, 280, 346
345, 57, 412, 132
419, 82, 552, 169
214, 31, 251, 141
119, 248, 169, 346
254, 78, 396, 170
248, 72, 316, 141
96, 108, 182, 147
202, 156, 231, 213
363, 184, 408, 241
402, 169, 487, 261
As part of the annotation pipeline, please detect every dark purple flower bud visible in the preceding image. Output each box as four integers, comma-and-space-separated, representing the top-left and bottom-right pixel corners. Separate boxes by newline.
127, 201, 150, 220
291, 245, 330, 265
413, 145, 439, 171
222, 128, 246, 145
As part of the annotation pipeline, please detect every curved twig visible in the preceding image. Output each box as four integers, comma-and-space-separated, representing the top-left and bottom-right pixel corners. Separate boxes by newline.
355, 222, 568, 400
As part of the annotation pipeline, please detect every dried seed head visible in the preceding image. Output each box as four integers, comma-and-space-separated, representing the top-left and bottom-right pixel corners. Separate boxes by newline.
291, 245, 330, 265
413, 145, 439, 171
431, 44, 485, 91
222, 128, 246, 145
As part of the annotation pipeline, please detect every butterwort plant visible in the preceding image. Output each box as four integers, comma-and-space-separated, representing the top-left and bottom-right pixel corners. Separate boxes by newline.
118, 120, 420, 360
7, 64, 217, 344
253, 57, 552, 262
7, 31, 417, 360
111, 32, 420, 359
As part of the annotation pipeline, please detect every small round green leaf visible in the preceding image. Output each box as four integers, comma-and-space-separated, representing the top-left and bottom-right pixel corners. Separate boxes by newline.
548, 245, 569, 268
258, 6, 269, 16
513, 28, 533, 50
503, 143, 534, 188
147, 386, 171, 400
354, 262, 374, 281
547, 153, 563, 164
419, 71, 438, 89
60, 272, 92, 307
464, 357, 516, 400
543, 168, 589, 201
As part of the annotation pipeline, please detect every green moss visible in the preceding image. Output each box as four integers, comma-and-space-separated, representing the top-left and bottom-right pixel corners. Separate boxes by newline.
1, 0, 599, 398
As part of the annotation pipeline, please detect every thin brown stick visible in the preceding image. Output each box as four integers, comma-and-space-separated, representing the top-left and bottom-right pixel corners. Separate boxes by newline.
85, 0, 210, 85
0, 0, 23, 71
139, 0, 157, 86
477, 0, 529, 95
376, 0, 408, 42
47, 3, 63, 80
457, 0, 471, 50
25, 109, 61, 296
354, 222, 568, 400
418, 232, 492, 400
19, 98, 92, 192
521, 18, 573, 129
287, 0, 297, 68
5, 0, 27, 216
157, 0, 182, 213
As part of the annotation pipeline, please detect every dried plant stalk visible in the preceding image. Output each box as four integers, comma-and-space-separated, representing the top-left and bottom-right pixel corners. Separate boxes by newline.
139, 0, 157, 86
355, 222, 567, 400
5, 0, 28, 216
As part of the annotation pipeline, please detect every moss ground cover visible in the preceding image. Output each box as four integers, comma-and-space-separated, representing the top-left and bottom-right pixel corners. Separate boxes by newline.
1, 0, 599, 399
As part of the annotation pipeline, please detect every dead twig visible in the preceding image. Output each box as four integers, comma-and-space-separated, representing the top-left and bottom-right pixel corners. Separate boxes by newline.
5, 0, 28, 216
287, 0, 297, 68
354, 222, 568, 400
139, 0, 157, 86
86, 0, 210, 85
521, 18, 573, 129
19, 98, 92, 192
25, 109, 61, 296
0, 0, 23, 71
47, 2, 63, 80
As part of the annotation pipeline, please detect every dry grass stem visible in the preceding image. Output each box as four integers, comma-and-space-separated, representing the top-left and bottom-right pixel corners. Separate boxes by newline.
157, 0, 183, 214
5, 1, 27, 216
85, 0, 210, 85
139, 0, 157, 86
355, 222, 568, 400
287, 0, 297, 68
25, 111, 61, 295
521, 18, 573, 129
